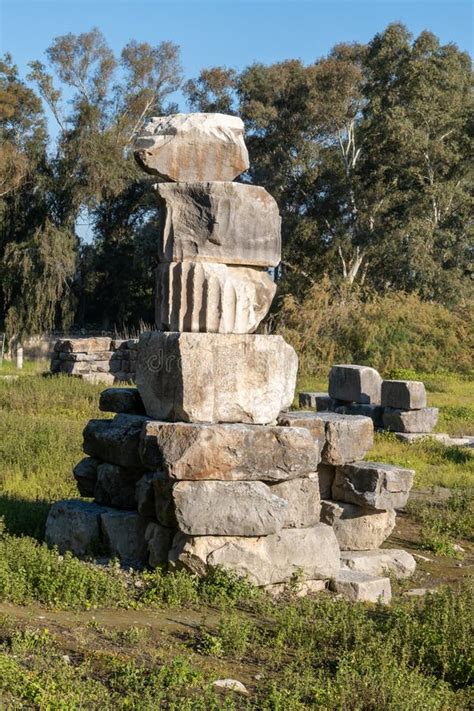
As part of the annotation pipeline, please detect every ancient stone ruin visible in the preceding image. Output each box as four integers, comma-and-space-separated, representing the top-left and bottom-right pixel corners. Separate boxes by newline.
300, 364, 439, 441
46, 114, 417, 602
51, 337, 137, 384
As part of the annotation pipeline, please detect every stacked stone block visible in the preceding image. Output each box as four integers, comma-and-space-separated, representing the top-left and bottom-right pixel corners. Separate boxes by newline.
300, 364, 439, 437
50, 338, 137, 384
45, 115, 417, 602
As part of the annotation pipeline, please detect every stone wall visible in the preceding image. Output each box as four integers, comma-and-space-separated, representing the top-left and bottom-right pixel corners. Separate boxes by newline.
50, 337, 138, 384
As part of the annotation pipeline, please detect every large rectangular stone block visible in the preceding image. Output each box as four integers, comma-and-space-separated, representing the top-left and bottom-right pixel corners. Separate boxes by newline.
83, 414, 148, 468
332, 461, 415, 510
136, 332, 298, 424
154, 182, 281, 266
155, 262, 275, 334
329, 365, 382, 405
171, 480, 288, 536
55, 337, 112, 353
134, 113, 249, 182
94, 463, 144, 510
45, 500, 108, 557
140, 421, 318, 481
383, 407, 438, 433
320, 500, 395, 550
381, 380, 427, 410
169, 524, 340, 586
329, 569, 391, 604
269, 475, 320, 528
334, 403, 385, 429
317, 413, 374, 466
277, 412, 325, 455
99, 387, 145, 415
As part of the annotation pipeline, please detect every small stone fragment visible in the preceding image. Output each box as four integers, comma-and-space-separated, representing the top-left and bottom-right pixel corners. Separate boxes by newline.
340, 549, 416, 579
329, 365, 382, 405
213, 679, 249, 696
381, 380, 427, 410
332, 461, 415, 510
330, 569, 391, 604
320, 501, 395, 550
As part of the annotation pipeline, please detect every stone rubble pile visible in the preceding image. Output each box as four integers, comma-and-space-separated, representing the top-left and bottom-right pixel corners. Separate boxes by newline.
300, 364, 439, 438
50, 337, 137, 385
45, 114, 417, 603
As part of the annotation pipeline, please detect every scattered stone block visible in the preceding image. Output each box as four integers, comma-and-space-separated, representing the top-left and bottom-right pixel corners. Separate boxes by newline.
317, 463, 336, 499
73, 457, 99, 497
169, 524, 340, 586
134, 113, 249, 182
154, 182, 280, 267
317, 413, 374, 466
277, 412, 325, 455
340, 549, 416, 579
155, 261, 276, 334
100, 510, 149, 566
383, 407, 439, 433
99, 387, 145, 415
320, 500, 395, 550
45, 500, 108, 557
136, 332, 297, 424
213, 679, 249, 696
83, 414, 148, 468
381, 380, 427, 410
330, 569, 391, 604
328, 365, 382, 405
94, 463, 144, 509
269, 475, 320, 528
172, 480, 288, 536
334, 403, 385, 428
145, 521, 174, 567
140, 420, 319, 481
332, 461, 415, 510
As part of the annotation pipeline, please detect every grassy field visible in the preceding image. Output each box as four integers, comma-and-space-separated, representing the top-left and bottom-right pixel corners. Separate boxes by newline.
0, 362, 472, 708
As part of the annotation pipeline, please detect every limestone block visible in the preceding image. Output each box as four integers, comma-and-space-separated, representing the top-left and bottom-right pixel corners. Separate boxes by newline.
332, 461, 415, 510
155, 262, 276, 334
320, 500, 396, 550
140, 420, 318, 481
99, 387, 145, 415
317, 413, 374, 466
317, 463, 336, 499
55, 337, 112, 353
340, 549, 416, 579
277, 412, 325, 456
381, 380, 427, 410
328, 365, 382, 405
330, 569, 391, 604
94, 463, 144, 509
100, 510, 148, 566
154, 182, 281, 267
145, 522, 175, 567
172, 480, 288, 536
73, 457, 99, 497
45, 500, 108, 556
136, 332, 298, 424
134, 113, 249, 181
334, 403, 385, 428
269, 475, 320, 528
169, 524, 340, 586
83, 414, 148, 468
383, 407, 438, 433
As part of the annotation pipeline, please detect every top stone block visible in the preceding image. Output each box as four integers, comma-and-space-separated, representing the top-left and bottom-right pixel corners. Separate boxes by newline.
329, 365, 382, 405
134, 113, 250, 182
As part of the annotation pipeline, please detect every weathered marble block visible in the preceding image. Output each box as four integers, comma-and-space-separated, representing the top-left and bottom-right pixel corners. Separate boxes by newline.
136, 332, 297, 424
45, 500, 108, 557
269, 475, 320, 528
169, 524, 340, 586
171, 480, 288, 536
134, 113, 249, 182
140, 421, 318, 481
154, 182, 281, 267
340, 549, 416, 579
277, 412, 325, 454
329, 364, 382, 405
381, 380, 427, 410
383, 407, 438, 433
155, 261, 276, 334
332, 461, 415, 510
83, 414, 148, 468
55, 337, 112, 353
320, 500, 395, 550
317, 413, 374, 466
329, 569, 391, 604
